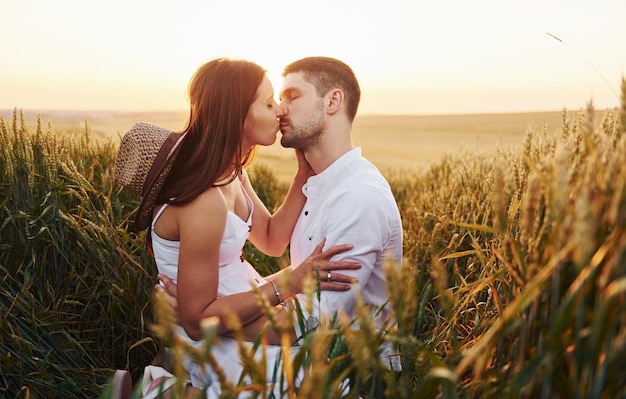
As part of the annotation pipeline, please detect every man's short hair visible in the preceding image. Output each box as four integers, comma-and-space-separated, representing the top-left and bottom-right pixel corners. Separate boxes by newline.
283, 57, 361, 122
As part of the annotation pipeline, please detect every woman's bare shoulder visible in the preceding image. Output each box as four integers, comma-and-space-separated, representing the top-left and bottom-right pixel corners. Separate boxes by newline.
183, 186, 226, 214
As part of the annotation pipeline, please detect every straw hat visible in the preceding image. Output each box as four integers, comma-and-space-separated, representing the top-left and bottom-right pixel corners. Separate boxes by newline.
114, 122, 184, 231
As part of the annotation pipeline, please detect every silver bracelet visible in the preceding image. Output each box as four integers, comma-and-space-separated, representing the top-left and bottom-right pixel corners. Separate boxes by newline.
270, 280, 287, 309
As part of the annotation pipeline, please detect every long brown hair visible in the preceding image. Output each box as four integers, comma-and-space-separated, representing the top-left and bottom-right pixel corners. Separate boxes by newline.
157, 58, 265, 206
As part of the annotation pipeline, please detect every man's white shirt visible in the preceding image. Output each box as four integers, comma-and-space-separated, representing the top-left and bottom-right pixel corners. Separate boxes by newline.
290, 148, 403, 369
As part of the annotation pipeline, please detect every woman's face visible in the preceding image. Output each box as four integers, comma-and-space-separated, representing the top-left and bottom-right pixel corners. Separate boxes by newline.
242, 75, 284, 149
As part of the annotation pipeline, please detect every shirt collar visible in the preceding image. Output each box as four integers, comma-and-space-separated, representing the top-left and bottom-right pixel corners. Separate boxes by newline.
302, 148, 362, 200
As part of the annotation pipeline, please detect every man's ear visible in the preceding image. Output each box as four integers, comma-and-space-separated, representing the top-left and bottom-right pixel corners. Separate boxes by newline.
326, 89, 344, 115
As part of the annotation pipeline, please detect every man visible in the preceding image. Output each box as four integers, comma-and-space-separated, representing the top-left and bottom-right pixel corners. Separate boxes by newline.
278, 57, 403, 371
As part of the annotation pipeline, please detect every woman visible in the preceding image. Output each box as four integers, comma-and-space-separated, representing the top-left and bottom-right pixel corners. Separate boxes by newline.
115, 58, 359, 397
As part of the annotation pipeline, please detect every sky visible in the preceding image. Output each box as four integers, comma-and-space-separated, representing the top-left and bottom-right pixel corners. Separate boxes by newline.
1, 0, 625, 115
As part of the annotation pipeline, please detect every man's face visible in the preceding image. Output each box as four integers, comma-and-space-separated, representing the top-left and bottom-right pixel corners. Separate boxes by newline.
278, 72, 325, 150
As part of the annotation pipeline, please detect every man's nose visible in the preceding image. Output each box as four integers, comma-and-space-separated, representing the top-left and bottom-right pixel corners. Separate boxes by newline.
276, 102, 287, 117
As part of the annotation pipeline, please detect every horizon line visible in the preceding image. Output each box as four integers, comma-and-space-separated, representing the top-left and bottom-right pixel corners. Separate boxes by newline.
1, 106, 613, 119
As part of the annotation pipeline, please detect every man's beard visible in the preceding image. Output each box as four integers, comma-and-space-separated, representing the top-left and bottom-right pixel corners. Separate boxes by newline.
280, 103, 325, 150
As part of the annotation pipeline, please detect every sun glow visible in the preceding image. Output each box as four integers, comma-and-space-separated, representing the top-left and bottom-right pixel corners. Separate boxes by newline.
1, 0, 625, 114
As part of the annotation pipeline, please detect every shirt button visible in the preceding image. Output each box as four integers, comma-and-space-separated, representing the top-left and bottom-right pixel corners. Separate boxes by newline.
304, 211, 309, 216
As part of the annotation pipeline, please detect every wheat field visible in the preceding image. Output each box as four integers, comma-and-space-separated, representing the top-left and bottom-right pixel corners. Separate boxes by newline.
2, 102, 625, 398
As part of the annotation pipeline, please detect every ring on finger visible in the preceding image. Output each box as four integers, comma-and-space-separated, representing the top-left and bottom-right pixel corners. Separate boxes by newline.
327, 271, 332, 282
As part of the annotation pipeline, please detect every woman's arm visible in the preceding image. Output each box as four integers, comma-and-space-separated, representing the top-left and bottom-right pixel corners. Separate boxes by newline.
244, 149, 313, 256
163, 234, 360, 343
176, 189, 302, 341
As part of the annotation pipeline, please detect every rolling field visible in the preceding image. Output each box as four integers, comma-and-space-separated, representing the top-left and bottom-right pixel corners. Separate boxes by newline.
0, 108, 602, 182
2, 103, 624, 397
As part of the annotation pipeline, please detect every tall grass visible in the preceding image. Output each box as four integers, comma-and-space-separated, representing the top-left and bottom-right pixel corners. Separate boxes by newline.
387, 89, 626, 397
2, 76, 626, 398
1, 111, 158, 397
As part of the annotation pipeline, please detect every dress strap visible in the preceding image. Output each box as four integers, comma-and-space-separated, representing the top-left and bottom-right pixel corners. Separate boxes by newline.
237, 177, 254, 224
151, 203, 169, 229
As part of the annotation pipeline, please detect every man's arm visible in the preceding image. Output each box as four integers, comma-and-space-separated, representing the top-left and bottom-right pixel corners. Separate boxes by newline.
315, 187, 391, 318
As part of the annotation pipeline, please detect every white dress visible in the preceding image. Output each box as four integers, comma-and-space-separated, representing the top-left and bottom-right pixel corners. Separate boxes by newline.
151, 185, 296, 398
